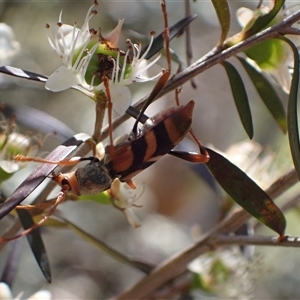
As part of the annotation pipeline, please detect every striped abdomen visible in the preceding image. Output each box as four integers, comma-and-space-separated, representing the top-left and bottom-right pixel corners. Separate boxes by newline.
105, 100, 195, 181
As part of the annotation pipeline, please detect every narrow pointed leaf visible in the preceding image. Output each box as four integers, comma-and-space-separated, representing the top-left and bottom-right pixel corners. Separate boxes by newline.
226, 0, 285, 46
221, 61, 253, 138
16, 209, 51, 283
0, 239, 22, 286
211, 0, 230, 45
244, 0, 285, 38
0, 66, 47, 82
0, 133, 92, 219
206, 148, 286, 236
283, 37, 300, 180
237, 56, 286, 132
3, 104, 74, 140
141, 14, 197, 60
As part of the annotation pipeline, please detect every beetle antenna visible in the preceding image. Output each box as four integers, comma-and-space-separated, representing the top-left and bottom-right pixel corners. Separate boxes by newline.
132, 0, 170, 135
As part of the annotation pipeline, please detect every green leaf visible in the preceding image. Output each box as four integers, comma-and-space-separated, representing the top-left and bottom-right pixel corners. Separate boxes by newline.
283, 37, 300, 180
16, 209, 51, 283
243, 38, 287, 71
244, 0, 285, 38
191, 273, 213, 292
237, 56, 286, 133
211, 0, 230, 45
141, 14, 197, 60
206, 148, 286, 236
221, 61, 253, 138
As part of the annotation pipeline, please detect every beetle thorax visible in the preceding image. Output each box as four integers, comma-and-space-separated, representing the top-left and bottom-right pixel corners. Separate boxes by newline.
75, 160, 113, 195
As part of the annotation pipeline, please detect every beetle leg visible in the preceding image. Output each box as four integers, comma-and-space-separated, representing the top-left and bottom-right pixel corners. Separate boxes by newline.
172, 82, 210, 163
125, 179, 136, 189
0, 186, 68, 242
16, 200, 56, 210
169, 128, 210, 163
14, 154, 94, 167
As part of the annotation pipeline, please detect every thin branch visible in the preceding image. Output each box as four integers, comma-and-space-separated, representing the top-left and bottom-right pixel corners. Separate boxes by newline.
110, 12, 300, 295
265, 168, 298, 198
58, 213, 152, 274
281, 27, 300, 35
112, 166, 299, 299
102, 9, 300, 141
92, 95, 107, 143
3, 5, 300, 296
215, 234, 300, 247
278, 192, 300, 214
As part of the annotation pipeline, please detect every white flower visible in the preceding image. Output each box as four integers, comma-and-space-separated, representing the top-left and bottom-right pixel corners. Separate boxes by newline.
0, 23, 20, 65
0, 132, 41, 174
109, 178, 141, 228
0, 282, 51, 300
0, 113, 42, 177
188, 247, 253, 297
46, 1, 162, 110
237, 6, 293, 93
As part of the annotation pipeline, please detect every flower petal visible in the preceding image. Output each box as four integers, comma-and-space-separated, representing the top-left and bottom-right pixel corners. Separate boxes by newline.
27, 290, 52, 300
46, 65, 79, 91
0, 23, 20, 64
110, 85, 132, 115
0, 161, 20, 173
270, 63, 292, 93
104, 19, 124, 47
236, 7, 254, 28
0, 282, 13, 300
123, 208, 141, 228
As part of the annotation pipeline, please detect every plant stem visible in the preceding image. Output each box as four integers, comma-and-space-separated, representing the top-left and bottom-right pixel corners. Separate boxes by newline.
112, 167, 299, 299
101, 9, 300, 140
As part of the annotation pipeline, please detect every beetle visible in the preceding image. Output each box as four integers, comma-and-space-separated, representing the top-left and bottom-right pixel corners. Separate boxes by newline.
2, 121, 207, 235
17, 99, 209, 193
1, 98, 209, 241
0, 0, 209, 240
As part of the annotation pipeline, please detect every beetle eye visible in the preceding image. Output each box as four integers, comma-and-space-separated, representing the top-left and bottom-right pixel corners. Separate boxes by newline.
61, 178, 69, 186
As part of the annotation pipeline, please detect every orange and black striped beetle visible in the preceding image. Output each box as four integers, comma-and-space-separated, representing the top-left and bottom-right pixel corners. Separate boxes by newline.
16, 100, 209, 199
0, 0, 209, 240
1, 98, 209, 240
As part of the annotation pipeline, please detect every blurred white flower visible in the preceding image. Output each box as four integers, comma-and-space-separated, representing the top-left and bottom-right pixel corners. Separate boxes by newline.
237, 5, 293, 93
0, 132, 41, 174
0, 23, 20, 65
109, 178, 141, 228
0, 282, 51, 300
189, 247, 253, 298
0, 113, 42, 178
46, 1, 162, 111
